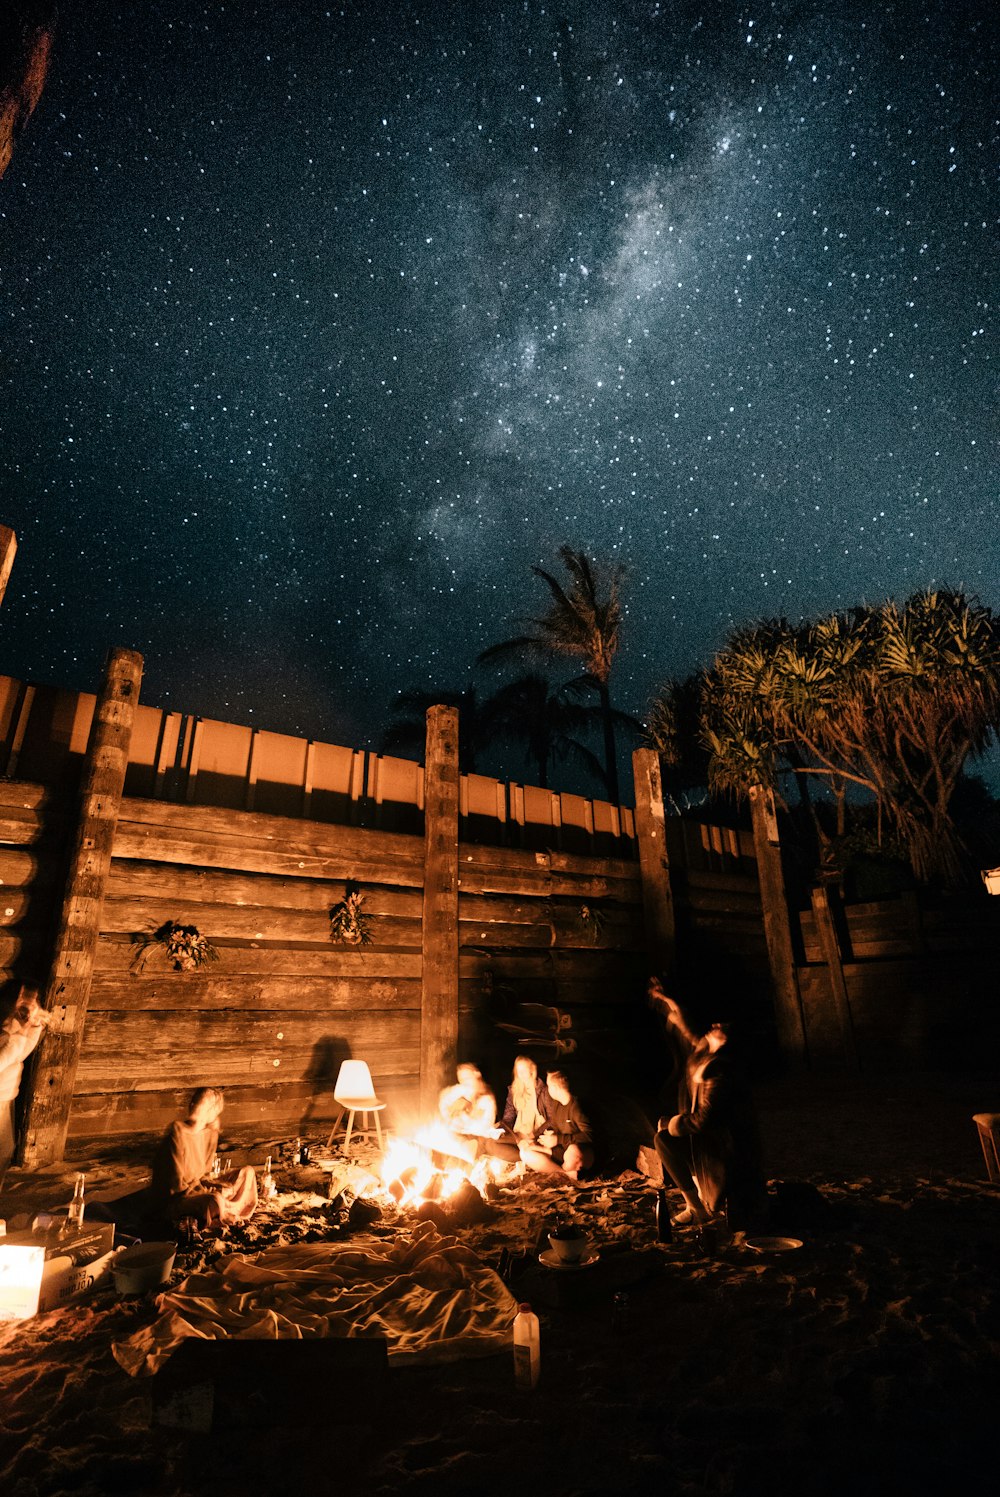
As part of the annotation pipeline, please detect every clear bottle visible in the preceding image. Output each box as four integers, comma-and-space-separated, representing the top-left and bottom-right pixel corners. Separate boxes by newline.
261, 1154, 274, 1200
67, 1172, 86, 1228
513, 1302, 541, 1390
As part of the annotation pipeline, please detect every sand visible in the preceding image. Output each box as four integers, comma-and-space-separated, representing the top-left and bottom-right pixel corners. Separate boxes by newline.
1, 1072, 998, 1496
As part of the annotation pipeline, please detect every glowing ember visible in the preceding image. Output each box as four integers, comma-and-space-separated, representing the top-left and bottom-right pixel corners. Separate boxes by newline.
378, 1125, 499, 1208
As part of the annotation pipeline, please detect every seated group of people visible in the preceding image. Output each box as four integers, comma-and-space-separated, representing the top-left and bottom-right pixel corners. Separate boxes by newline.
74, 971, 757, 1235
437, 1056, 594, 1181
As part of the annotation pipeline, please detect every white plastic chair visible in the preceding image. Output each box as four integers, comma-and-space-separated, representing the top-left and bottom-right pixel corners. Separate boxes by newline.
325, 1060, 386, 1153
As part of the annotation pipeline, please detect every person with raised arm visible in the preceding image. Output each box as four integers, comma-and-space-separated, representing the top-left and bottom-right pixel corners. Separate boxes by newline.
648, 976, 764, 1229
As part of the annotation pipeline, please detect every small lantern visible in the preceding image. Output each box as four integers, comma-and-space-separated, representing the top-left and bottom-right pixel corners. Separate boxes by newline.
982, 867, 1000, 896
0, 1244, 46, 1322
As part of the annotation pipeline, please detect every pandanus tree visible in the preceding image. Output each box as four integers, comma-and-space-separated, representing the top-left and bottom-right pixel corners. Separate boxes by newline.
477, 546, 627, 801
683, 590, 1000, 884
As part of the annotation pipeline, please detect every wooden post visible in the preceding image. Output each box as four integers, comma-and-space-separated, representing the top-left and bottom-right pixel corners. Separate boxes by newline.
749, 785, 809, 1064
420, 704, 460, 1115
632, 748, 677, 981
20, 646, 144, 1166
810, 883, 861, 1072
0, 524, 16, 609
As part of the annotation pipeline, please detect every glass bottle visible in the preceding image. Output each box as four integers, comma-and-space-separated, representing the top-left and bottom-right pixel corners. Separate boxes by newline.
655, 1188, 673, 1243
67, 1172, 86, 1228
513, 1302, 541, 1390
261, 1154, 274, 1200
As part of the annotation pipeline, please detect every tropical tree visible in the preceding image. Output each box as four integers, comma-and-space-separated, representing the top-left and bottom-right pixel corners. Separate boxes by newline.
381, 687, 489, 772
692, 590, 1000, 884
479, 672, 637, 792
477, 546, 627, 800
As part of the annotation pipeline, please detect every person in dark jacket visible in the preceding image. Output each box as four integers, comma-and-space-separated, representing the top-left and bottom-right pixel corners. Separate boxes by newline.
518, 1068, 594, 1180
649, 977, 764, 1228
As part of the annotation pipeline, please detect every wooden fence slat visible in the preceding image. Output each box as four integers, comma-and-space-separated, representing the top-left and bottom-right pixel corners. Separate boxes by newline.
112, 823, 425, 886
87, 973, 422, 1011
92, 941, 422, 979
106, 861, 425, 918
99, 896, 424, 946
420, 706, 460, 1112
21, 647, 144, 1166
120, 796, 425, 862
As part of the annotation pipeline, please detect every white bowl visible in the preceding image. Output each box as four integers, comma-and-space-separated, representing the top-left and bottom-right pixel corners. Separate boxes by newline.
113, 1240, 177, 1294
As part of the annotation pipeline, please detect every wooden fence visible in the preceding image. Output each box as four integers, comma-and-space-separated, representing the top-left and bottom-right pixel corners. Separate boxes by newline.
0, 669, 774, 1155
8, 656, 994, 1158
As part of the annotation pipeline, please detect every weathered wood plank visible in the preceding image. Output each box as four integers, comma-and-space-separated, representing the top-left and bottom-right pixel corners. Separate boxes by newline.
67, 1077, 421, 1137
459, 920, 644, 952
0, 811, 44, 845
106, 861, 425, 918
92, 939, 422, 979
87, 973, 422, 1011
420, 706, 460, 1111
112, 822, 426, 886
0, 847, 59, 890
77, 1013, 419, 1084
120, 796, 425, 863
631, 747, 677, 980
100, 895, 423, 946
0, 779, 49, 811
22, 647, 145, 1167
456, 867, 641, 900
458, 842, 637, 879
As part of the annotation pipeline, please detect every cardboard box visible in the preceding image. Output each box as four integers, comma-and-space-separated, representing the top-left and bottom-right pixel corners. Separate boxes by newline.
2, 1221, 115, 1266
37, 1247, 119, 1313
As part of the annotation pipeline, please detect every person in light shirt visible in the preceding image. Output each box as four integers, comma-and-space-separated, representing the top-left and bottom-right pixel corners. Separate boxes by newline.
437, 1062, 507, 1163
0, 984, 50, 1179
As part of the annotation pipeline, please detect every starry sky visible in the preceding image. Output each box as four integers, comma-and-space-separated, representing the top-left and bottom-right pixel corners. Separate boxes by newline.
0, 1, 995, 780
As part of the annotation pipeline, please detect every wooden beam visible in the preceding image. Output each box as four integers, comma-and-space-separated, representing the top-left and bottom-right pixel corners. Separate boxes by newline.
20, 646, 144, 1166
0, 524, 16, 609
419, 704, 459, 1113
810, 882, 861, 1072
750, 785, 809, 1064
631, 747, 677, 980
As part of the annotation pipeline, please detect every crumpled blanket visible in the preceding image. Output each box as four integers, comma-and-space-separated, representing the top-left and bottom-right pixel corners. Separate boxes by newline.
112, 1221, 517, 1376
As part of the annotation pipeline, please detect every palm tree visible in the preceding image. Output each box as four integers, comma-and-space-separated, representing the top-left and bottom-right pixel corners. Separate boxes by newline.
478, 672, 636, 792
381, 687, 488, 772
477, 546, 627, 800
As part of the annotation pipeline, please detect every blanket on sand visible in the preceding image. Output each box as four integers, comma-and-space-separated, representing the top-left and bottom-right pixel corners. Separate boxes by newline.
113, 1221, 516, 1376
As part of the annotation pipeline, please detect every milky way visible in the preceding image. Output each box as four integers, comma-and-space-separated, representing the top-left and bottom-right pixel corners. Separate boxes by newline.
0, 1, 995, 773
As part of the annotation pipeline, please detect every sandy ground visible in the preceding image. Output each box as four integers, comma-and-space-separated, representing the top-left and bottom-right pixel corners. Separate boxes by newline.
1, 1071, 998, 1497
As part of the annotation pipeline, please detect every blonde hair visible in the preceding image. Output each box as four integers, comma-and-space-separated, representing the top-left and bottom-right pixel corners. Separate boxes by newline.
188, 1086, 224, 1114
510, 1055, 538, 1114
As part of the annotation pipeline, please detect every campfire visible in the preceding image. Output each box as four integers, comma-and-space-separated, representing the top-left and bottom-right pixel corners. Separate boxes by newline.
380, 1126, 498, 1205
332, 1123, 508, 1230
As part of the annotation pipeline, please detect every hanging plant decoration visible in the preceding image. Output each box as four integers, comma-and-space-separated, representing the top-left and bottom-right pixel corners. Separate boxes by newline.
130, 920, 220, 973
329, 882, 375, 946
577, 902, 607, 945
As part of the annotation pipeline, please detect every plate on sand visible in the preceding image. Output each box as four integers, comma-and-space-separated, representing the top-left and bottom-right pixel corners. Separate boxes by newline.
744, 1236, 803, 1254
538, 1248, 600, 1271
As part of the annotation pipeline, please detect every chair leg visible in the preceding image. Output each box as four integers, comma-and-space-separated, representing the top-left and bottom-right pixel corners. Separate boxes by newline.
374, 1110, 384, 1149
326, 1108, 346, 1151
343, 1109, 356, 1154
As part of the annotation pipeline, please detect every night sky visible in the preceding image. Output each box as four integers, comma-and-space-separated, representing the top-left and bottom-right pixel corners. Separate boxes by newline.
0, 1, 995, 778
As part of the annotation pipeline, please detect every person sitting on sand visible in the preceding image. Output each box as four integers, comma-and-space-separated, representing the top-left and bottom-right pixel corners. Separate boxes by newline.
437, 1063, 508, 1164
501, 1054, 550, 1146
518, 1068, 594, 1181
0, 985, 50, 1179
150, 1086, 258, 1230
648, 977, 764, 1228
